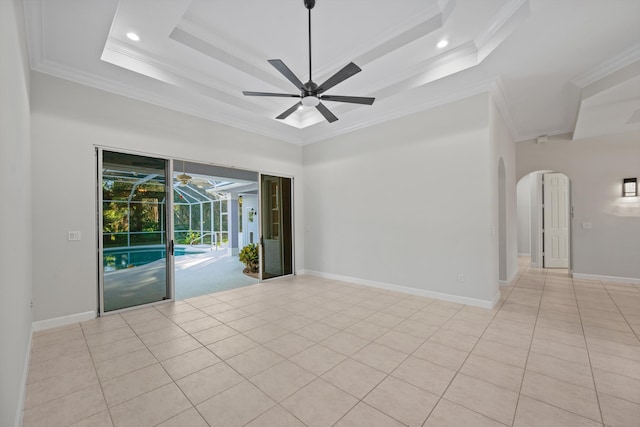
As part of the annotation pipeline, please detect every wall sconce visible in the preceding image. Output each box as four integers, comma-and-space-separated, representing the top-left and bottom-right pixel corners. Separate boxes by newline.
623, 178, 637, 197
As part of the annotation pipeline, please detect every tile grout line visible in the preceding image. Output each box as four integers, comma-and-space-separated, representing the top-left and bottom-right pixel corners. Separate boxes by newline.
81, 317, 118, 427
242, 283, 427, 426
576, 279, 616, 426
25, 269, 634, 427
599, 281, 640, 344
510, 262, 546, 427
329, 303, 464, 427
415, 295, 509, 426
150, 302, 228, 425
517, 273, 608, 424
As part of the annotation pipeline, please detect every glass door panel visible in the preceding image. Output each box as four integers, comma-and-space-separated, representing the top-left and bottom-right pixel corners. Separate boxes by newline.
100, 150, 171, 312
260, 175, 293, 279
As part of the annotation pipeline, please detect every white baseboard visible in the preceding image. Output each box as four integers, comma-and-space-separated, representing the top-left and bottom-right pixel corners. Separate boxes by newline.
303, 270, 497, 309
499, 270, 520, 287
14, 327, 32, 427
490, 290, 502, 307
572, 273, 640, 285
530, 262, 540, 268
518, 253, 531, 257
32, 311, 96, 332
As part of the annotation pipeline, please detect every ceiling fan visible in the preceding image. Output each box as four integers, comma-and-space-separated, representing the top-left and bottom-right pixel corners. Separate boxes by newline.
242, 0, 375, 123
176, 160, 192, 186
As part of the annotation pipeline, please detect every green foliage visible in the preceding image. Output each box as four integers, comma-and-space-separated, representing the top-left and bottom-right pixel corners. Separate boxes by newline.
180, 230, 201, 244
102, 179, 164, 236
239, 243, 259, 273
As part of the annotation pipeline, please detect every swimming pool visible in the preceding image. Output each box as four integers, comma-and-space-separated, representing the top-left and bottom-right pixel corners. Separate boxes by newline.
103, 244, 209, 271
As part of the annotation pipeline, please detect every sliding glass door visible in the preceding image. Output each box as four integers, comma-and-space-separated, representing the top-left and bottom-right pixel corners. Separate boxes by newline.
99, 150, 171, 313
260, 174, 293, 279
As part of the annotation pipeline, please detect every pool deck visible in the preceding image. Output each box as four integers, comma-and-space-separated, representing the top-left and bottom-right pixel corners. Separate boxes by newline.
103, 247, 258, 311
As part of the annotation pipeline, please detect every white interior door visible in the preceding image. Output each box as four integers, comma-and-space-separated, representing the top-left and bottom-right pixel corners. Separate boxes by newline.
543, 173, 569, 268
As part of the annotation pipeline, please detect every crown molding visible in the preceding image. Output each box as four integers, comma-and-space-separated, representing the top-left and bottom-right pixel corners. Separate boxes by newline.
572, 42, 640, 88
23, 0, 45, 70
171, 0, 453, 91
300, 76, 499, 145
23, 0, 537, 146
101, 38, 265, 115
344, 0, 453, 72
489, 77, 521, 141
516, 125, 574, 143
476, 0, 530, 62
361, 0, 529, 99
170, 22, 291, 93
31, 58, 301, 145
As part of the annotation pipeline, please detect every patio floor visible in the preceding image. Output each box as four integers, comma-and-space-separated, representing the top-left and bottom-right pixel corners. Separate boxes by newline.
103, 249, 258, 311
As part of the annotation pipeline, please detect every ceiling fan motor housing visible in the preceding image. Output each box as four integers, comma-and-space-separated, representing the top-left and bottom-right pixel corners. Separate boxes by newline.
303, 81, 318, 96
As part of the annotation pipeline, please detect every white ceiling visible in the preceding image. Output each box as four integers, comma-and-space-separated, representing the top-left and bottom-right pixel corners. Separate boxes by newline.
23, 0, 640, 145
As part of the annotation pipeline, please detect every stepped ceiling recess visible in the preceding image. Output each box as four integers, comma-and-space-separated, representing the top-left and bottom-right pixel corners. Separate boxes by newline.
24, 0, 640, 145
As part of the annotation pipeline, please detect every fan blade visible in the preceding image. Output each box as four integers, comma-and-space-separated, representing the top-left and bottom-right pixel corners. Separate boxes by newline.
316, 102, 338, 123
268, 59, 305, 91
316, 62, 361, 94
276, 102, 302, 120
320, 95, 375, 105
243, 91, 299, 98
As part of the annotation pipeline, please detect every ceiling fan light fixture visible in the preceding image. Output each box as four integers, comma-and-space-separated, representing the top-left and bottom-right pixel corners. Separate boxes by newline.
301, 96, 320, 107
177, 174, 192, 186
176, 160, 192, 186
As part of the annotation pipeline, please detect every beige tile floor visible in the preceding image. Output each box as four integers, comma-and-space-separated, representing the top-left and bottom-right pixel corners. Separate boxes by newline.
23, 259, 640, 426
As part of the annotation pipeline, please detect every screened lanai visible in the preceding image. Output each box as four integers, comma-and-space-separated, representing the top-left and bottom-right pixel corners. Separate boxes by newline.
101, 167, 231, 270
100, 151, 258, 312
174, 178, 229, 250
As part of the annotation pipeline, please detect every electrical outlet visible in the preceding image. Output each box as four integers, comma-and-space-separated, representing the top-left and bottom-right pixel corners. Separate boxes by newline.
68, 231, 81, 241
457, 274, 465, 283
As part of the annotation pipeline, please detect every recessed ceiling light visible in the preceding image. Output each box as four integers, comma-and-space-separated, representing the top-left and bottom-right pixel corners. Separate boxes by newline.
437, 39, 449, 49
126, 32, 140, 42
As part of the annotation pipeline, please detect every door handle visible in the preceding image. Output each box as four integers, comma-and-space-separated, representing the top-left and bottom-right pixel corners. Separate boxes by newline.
170, 240, 175, 256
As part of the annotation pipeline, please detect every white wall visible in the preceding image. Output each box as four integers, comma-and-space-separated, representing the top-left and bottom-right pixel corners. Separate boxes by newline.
516, 175, 531, 255
303, 93, 499, 306
490, 98, 518, 285
517, 132, 640, 280
0, 0, 33, 425
30, 73, 304, 323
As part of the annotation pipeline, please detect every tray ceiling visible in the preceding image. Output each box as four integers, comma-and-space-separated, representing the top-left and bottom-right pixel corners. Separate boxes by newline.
24, 0, 640, 145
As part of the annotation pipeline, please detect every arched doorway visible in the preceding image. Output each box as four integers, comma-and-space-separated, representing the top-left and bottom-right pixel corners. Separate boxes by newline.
517, 170, 571, 270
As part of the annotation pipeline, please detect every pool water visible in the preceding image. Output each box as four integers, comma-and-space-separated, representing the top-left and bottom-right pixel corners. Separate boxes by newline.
104, 245, 208, 271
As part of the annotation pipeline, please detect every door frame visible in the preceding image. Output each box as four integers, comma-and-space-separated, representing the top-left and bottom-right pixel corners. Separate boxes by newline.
97, 146, 297, 314
96, 147, 175, 316
538, 172, 572, 271
258, 172, 295, 282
